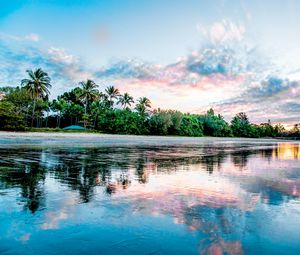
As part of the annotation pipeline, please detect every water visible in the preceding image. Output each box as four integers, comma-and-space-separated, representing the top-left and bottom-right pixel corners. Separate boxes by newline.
0, 137, 300, 255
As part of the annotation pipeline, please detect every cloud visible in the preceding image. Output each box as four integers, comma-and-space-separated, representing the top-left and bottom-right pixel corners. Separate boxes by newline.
96, 59, 157, 80
282, 103, 300, 113
0, 32, 40, 42
197, 19, 246, 44
210, 76, 300, 124
0, 29, 299, 125
48, 47, 78, 65
186, 48, 240, 76
249, 76, 299, 98
24, 33, 40, 42
0, 41, 92, 96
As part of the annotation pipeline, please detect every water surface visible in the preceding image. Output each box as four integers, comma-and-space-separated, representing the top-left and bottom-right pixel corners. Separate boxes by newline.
0, 137, 300, 254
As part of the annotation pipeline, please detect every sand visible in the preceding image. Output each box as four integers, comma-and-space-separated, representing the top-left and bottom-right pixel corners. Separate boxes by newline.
0, 131, 292, 148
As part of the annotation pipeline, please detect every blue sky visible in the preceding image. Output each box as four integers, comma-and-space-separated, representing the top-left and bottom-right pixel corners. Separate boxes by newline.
1, 0, 300, 125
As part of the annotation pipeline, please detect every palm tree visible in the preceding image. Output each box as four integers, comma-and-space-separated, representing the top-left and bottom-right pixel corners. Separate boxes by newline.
21, 68, 52, 127
78, 80, 99, 115
105, 86, 120, 107
135, 97, 151, 117
51, 98, 67, 128
118, 92, 134, 109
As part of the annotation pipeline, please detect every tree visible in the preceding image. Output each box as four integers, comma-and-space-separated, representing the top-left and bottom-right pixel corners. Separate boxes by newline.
78, 80, 99, 115
179, 114, 203, 137
231, 112, 253, 137
21, 68, 52, 127
135, 97, 151, 117
105, 86, 120, 108
198, 109, 232, 137
118, 92, 134, 109
51, 98, 67, 128
0, 101, 25, 130
149, 109, 173, 135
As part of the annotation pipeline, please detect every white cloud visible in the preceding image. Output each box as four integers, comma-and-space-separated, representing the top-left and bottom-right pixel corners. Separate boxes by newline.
48, 47, 78, 65
0, 32, 40, 42
24, 33, 40, 42
197, 19, 246, 44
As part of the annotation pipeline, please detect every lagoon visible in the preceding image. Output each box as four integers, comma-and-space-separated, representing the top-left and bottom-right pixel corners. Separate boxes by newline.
0, 133, 300, 254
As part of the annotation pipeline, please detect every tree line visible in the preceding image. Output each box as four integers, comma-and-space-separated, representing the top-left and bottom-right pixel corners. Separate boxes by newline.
0, 68, 297, 137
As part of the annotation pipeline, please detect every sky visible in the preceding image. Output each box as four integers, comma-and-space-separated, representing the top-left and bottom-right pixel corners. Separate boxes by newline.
1, 0, 300, 126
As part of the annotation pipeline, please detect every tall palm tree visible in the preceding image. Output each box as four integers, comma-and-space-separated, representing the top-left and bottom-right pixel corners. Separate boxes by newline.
21, 68, 52, 127
51, 98, 67, 128
78, 80, 99, 115
105, 86, 120, 108
118, 92, 134, 109
135, 97, 151, 117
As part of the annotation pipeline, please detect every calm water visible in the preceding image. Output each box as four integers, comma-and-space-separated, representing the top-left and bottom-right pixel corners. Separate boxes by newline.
0, 138, 300, 255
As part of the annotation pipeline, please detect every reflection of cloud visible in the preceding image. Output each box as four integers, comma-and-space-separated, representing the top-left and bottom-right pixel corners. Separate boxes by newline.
203, 239, 243, 255
19, 233, 31, 243
40, 196, 76, 230
112, 169, 244, 212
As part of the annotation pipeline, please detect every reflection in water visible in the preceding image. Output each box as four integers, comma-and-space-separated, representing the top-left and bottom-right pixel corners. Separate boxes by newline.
274, 143, 300, 160
0, 142, 300, 254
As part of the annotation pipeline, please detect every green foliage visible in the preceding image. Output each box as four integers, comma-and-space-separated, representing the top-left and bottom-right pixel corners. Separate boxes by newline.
149, 110, 173, 135
21, 68, 52, 100
0, 101, 25, 130
199, 109, 232, 137
105, 86, 120, 108
118, 92, 134, 109
231, 112, 253, 137
98, 109, 146, 135
0, 69, 290, 137
135, 97, 151, 119
179, 115, 203, 137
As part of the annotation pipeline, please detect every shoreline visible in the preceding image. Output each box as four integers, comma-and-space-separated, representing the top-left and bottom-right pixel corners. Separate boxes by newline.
0, 131, 296, 145
0, 130, 281, 139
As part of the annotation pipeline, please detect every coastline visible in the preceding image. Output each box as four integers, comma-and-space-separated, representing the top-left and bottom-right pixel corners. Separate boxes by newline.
0, 131, 295, 148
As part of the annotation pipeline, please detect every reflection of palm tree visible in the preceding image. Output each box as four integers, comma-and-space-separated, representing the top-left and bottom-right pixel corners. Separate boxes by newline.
52, 148, 113, 202
21, 166, 45, 213
0, 156, 46, 213
135, 158, 148, 184
231, 150, 251, 169
21, 68, 52, 127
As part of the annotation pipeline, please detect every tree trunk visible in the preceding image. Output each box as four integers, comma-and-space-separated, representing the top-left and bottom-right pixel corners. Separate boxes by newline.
31, 99, 36, 128
85, 97, 88, 115
56, 114, 59, 128
58, 112, 61, 128
46, 112, 49, 128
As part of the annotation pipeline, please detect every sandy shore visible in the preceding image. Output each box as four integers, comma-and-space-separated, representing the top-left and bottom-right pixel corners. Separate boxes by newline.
0, 131, 293, 148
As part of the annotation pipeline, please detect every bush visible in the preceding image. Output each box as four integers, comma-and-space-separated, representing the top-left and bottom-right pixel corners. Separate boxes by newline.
0, 101, 26, 130
179, 115, 203, 137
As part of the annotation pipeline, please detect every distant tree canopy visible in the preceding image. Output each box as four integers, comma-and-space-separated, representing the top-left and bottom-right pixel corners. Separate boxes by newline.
0, 68, 294, 137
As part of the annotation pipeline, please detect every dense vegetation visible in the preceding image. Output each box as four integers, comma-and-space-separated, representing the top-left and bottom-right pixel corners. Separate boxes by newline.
0, 68, 298, 138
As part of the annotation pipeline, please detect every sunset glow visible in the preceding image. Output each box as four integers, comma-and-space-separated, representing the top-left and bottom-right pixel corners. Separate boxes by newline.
1, 1, 300, 125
